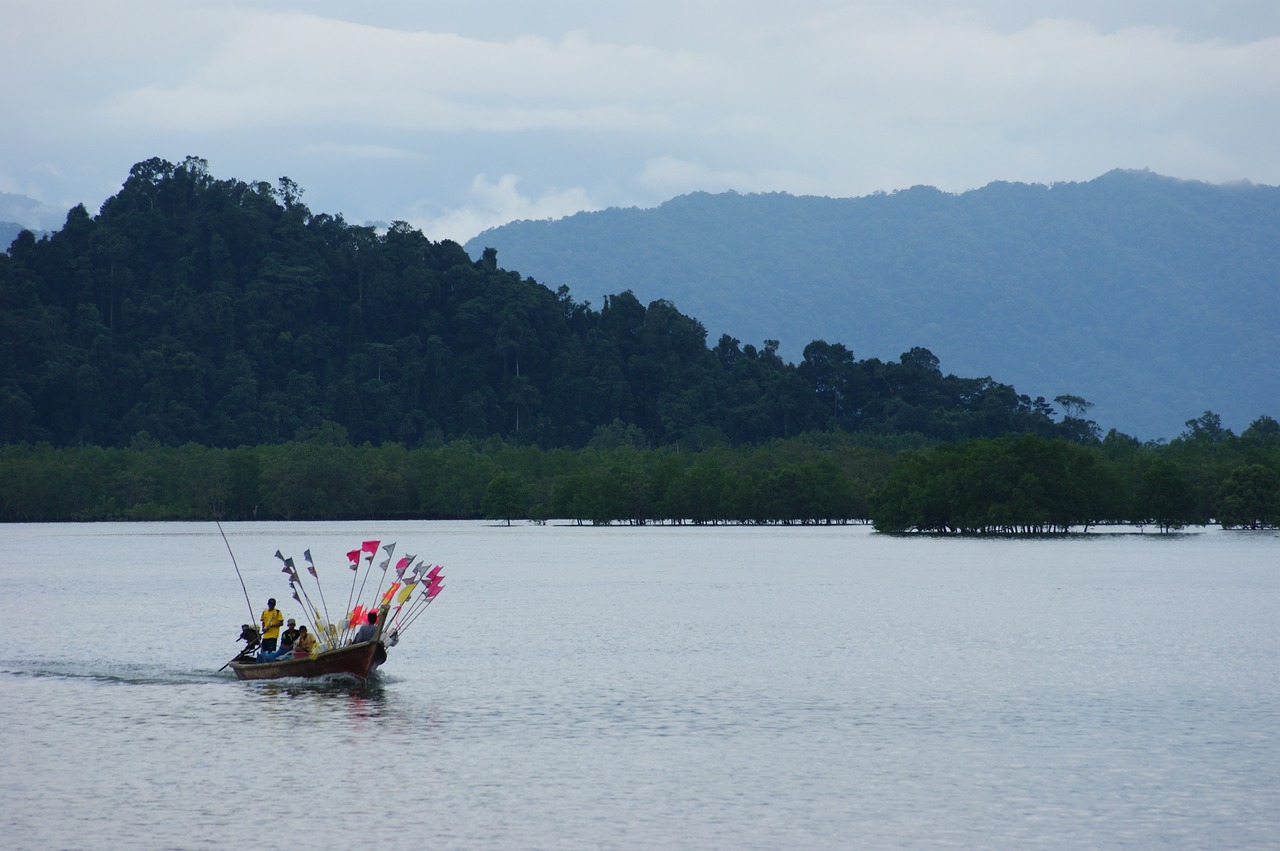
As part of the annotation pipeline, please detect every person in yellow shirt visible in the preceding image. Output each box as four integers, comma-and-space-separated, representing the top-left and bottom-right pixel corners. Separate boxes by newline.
292, 625, 318, 658
260, 598, 284, 653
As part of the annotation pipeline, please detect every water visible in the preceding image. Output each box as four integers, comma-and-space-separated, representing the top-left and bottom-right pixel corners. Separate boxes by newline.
2, 521, 1277, 849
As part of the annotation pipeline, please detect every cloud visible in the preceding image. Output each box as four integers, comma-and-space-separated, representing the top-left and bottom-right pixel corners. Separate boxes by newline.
299, 143, 421, 161
2, 1, 1278, 234
415, 174, 599, 244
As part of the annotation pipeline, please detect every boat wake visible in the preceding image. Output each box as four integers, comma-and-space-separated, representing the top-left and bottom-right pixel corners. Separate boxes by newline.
0, 659, 234, 686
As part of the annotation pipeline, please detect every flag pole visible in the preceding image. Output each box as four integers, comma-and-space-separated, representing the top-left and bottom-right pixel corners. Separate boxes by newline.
302, 550, 337, 648
216, 519, 255, 623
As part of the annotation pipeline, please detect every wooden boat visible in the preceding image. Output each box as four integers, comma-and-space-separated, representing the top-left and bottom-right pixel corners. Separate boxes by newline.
223, 538, 444, 683
229, 639, 388, 682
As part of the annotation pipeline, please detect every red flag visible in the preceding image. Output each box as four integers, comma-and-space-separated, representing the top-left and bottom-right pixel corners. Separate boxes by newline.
346, 549, 360, 565
361, 540, 380, 556
426, 583, 444, 599
426, 565, 442, 581
347, 605, 366, 629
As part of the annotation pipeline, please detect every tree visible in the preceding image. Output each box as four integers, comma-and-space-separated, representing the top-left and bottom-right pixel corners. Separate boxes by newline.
482, 471, 525, 525
1218, 464, 1280, 529
1138, 458, 1199, 532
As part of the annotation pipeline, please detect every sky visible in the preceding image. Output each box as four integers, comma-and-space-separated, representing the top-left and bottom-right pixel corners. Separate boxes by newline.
3, 1, 1279, 242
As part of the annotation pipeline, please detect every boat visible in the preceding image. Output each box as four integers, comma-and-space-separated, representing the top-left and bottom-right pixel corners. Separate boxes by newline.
229, 637, 388, 682
222, 536, 444, 683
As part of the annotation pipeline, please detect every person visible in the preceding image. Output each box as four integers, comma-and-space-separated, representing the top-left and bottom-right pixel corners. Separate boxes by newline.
293, 625, 317, 658
279, 618, 300, 655
236, 624, 261, 659
351, 610, 378, 644
260, 598, 284, 653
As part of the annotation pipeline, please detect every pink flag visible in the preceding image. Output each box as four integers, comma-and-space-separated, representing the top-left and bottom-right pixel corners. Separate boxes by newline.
426, 565, 442, 581
426, 583, 444, 599
361, 540, 380, 556
347, 549, 360, 566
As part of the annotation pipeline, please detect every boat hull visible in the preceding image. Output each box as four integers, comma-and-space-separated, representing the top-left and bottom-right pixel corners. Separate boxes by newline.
230, 641, 385, 682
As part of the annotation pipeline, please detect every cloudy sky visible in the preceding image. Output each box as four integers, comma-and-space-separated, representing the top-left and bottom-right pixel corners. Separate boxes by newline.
4, 1, 1278, 241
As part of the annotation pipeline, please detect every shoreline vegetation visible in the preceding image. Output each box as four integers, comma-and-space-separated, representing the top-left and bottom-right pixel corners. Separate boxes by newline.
2, 158, 1277, 534
2, 425, 1276, 533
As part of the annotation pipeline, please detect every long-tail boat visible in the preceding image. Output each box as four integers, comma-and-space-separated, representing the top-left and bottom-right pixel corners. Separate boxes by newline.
229, 623, 389, 682
222, 536, 444, 683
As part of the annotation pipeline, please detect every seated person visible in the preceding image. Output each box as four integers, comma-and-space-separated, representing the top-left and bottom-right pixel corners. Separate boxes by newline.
293, 625, 317, 658
279, 618, 300, 655
351, 610, 379, 644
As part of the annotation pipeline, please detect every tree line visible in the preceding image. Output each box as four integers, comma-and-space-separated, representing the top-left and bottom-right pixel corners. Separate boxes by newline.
1, 415, 1275, 531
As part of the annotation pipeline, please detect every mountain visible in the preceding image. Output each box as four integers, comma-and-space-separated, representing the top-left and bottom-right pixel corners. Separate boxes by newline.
465, 171, 1280, 440
1, 222, 29, 251
0, 191, 64, 232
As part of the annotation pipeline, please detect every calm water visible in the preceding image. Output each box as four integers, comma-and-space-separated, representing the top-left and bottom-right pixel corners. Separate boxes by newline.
2, 521, 1277, 849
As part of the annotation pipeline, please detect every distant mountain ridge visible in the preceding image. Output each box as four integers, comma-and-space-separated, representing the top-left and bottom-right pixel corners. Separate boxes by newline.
466, 170, 1280, 439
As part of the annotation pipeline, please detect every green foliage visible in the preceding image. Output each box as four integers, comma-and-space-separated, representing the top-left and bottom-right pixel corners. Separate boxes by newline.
482, 471, 526, 525
3, 157, 1117, 454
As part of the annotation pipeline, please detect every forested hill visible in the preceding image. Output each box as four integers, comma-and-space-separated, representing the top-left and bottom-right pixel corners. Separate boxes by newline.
1, 157, 1108, 451
465, 171, 1280, 440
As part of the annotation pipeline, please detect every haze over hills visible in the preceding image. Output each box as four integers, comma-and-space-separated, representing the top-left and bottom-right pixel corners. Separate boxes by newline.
466, 170, 1280, 440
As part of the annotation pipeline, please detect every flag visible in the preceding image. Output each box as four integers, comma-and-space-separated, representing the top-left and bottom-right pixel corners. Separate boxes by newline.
274, 550, 285, 562
382, 542, 396, 556
347, 605, 366, 629
426, 583, 444, 599
381, 582, 401, 604
379, 558, 390, 571
361, 540, 380, 556
291, 589, 301, 603
396, 583, 415, 604
303, 549, 313, 564
307, 564, 318, 578
426, 565, 442, 581
346, 549, 360, 566
396, 556, 411, 571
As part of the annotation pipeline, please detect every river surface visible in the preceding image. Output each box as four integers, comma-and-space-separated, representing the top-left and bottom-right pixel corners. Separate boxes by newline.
2, 521, 1277, 849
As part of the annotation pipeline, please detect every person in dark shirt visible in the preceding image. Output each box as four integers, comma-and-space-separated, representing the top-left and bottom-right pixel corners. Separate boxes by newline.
351, 610, 379, 644
279, 618, 300, 655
